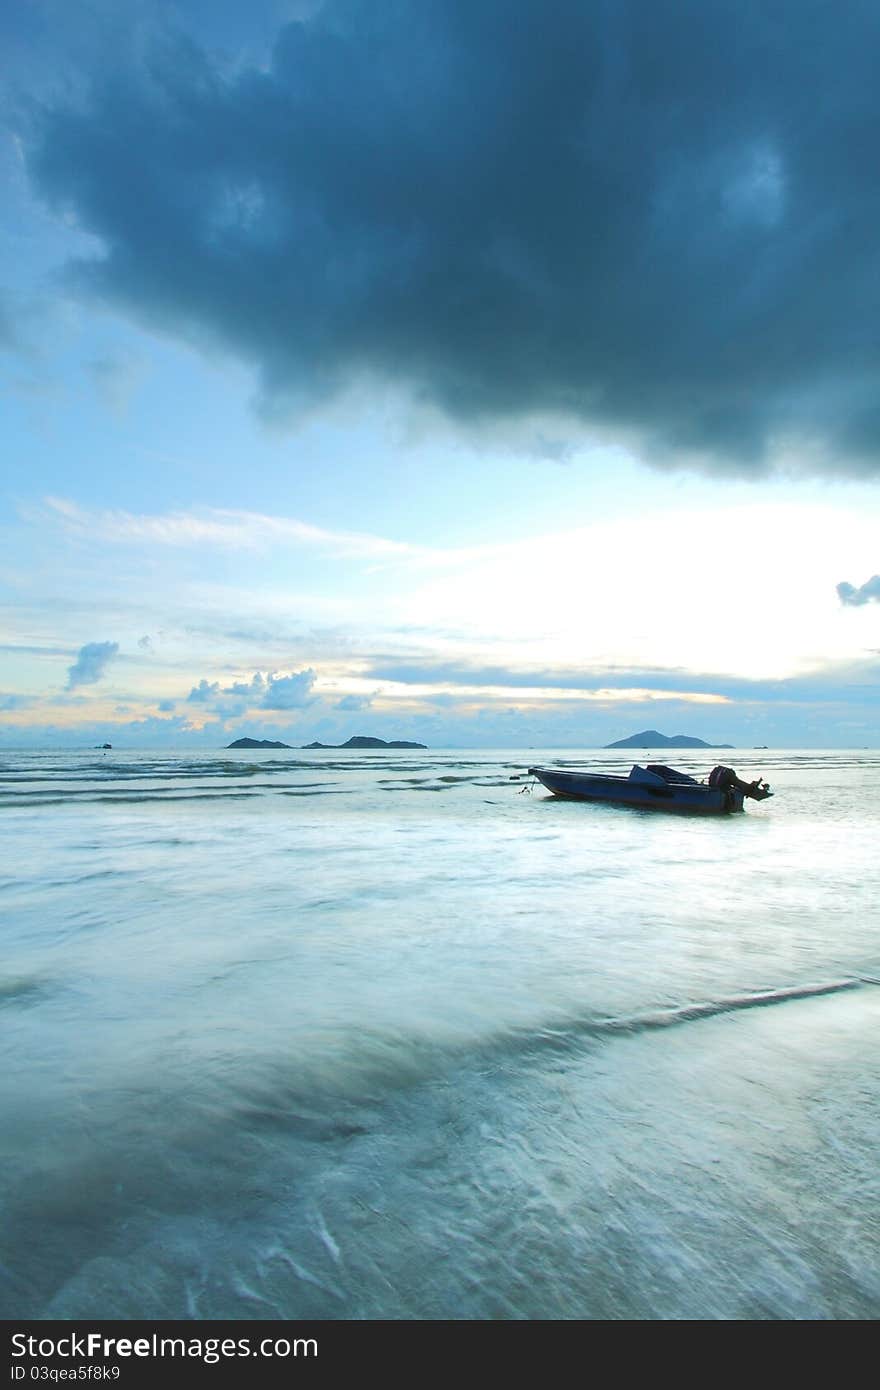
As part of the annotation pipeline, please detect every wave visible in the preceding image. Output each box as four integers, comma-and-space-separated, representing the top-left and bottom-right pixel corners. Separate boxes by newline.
0, 976, 49, 1008
533, 977, 868, 1042
146, 974, 880, 1123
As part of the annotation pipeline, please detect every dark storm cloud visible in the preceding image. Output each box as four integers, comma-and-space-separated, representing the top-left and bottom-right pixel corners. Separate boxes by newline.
0, 291, 20, 352
21, 0, 880, 473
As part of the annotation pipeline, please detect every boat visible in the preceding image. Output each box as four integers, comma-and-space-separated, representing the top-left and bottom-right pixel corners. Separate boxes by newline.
526, 763, 772, 816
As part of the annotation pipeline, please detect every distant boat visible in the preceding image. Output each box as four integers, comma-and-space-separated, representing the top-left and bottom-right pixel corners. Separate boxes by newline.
527, 763, 772, 816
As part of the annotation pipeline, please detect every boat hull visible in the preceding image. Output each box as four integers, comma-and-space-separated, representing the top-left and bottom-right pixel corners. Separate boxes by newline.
527, 766, 744, 815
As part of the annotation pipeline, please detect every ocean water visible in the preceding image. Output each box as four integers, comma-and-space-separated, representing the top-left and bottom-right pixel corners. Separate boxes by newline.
2, 746, 879, 1321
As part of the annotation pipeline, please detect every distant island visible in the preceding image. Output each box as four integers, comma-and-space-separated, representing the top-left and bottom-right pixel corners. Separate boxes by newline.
226, 735, 427, 750
302, 736, 427, 749
227, 738, 292, 749
605, 729, 734, 749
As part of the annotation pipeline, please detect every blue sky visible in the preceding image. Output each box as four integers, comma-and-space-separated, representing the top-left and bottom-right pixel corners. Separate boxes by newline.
2, 0, 880, 748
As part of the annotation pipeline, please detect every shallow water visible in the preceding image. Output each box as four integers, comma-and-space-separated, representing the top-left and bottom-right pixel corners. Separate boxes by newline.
2, 747, 879, 1319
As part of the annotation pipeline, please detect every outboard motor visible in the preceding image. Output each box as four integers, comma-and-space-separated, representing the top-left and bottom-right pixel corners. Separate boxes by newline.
708, 765, 772, 801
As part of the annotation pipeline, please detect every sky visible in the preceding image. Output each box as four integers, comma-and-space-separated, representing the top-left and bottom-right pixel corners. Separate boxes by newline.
2, 0, 880, 749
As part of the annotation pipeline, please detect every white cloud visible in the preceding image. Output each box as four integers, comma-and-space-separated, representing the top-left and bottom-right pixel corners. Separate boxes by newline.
41, 497, 415, 560
0, 693, 36, 710
260, 669, 317, 709
225, 673, 267, 697
66, 640, 119, 689
185, 668, 317, 713
187, 678, 220, 703
838, 575, 880, 606
334, 693, 372, 711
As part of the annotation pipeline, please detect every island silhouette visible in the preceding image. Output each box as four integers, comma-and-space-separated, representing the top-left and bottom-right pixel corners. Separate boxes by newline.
302, 736, 427, 749
604, 729, 734, 749
227, 735, 427, 750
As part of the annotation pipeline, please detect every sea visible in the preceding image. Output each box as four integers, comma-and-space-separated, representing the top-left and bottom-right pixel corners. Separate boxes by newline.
2, 746, 879, 1321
